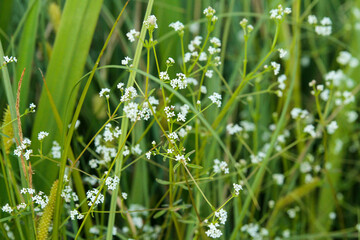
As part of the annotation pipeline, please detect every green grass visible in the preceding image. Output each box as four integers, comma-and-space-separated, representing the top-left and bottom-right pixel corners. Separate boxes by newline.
1, 0, 360, 239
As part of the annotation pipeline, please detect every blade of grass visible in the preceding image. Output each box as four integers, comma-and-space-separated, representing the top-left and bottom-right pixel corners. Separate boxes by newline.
106, 1, 154, 239
16, 0, 41, 113
31, 0, 104, 191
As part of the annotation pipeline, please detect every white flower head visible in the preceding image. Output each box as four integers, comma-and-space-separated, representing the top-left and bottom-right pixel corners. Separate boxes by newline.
143, 15, 158, 30
326, 121, 338, 134
209, 92, 222, 107
233, 183, 243, 196
38, 131, 49, 141
169, 21, 184, 33
126, 29, 140, 42
99, 88, 110, 98
203, 6, 216, 18
270, 5, 291, 20
121, 56, 132, 66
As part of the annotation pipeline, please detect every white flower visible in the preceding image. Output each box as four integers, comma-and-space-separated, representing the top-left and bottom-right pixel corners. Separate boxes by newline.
329, 212, 336, 220
3, 56, 17, 64
132, 144, 142, 155
278, 48, 288, 59
205, 223, 222, 238
208, 92, 222, 107
51, 141, 61, 159
290, 108, 309, 119
326, 121, 338, 134
203, 6, 216, 17
122, 192, 128, 200
308, 15, 318, 24
24, 149, 33, 160
99, 88, 110, 98
120, 86, 137, 102
29, 103, 36, 112
269, 5, 291, 20
273, 173, 285, 185
271, 61, 280, 75
169, 21, 184, 33
175, 154, 186, 163
38, 131, 49, 141
213, 159, 229, 174
199, 52, 207, 61
86, 189, 104, 207
70, 209, 80, 220
233, 183, 243, 196
226, 123, 242, 135
159, 71, 169, 80
278, 74, 287, 90
106, 176, 120, 190
2, 204, 13, 213
215, 209, 227, 225
205, 70, 213, 78
166, 57, 175, 65
126, 29, 140, 42
346, 111, 358, 123
210, 37, 221, 47
121, 56, 132, 66
143, 15, 158, 29
117, 82, 124, 90
304, 124, 316, 138
315, 17, 332, 36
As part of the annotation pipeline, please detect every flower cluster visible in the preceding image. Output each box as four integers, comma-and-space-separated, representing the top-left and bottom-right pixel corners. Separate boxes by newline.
308, 15, 332, 36
269, 4, 292, 20
14, 138, 33, 160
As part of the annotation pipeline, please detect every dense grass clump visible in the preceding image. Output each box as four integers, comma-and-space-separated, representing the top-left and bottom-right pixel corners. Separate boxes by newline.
1, 0, 360, 239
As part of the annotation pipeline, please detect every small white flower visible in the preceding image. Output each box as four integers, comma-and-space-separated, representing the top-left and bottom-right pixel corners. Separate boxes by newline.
270, 5, 291, 20
166, 57, 175, 65
304, 124, 316, 138
121, 56, 132, 66
205, 223, 222, 238
29, 103, 36, 112
226, 123, 242, 135
208, 92, 222, 107
122, 192, 128, 200
233, 183, 243, 196
308, 15, 318, 24
24, 149, 33, 160
99, 88, 110, 98
126, 29, 140, 42
215, 209, 227, 225
86, 189, 104, 207
326, 121, 338, 134
271, 61, 280, 75
38, 131, 49, 141
169, 21, 184, 33
213, 159, 229, 174
205, 70, 213, 78
203, 6, 216, 17
278, 48, 288, 59
2, 203, 13, 213
273, 173, 285, 185
143, 15, 158, 29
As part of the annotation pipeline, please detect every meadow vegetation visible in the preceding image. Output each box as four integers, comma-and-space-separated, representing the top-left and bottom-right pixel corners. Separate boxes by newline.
1, 0, 360, 239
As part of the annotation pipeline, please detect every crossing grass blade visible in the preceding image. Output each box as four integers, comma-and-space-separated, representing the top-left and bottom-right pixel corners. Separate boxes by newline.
16, 0, 41, 113
30, 0, 104, 191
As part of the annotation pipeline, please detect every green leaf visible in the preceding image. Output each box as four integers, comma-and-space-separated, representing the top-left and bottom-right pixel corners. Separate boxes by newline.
31, 0, 104, 190
156, 178, 170, 185
153, 210, 167, 219
187, 163, 203, 169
